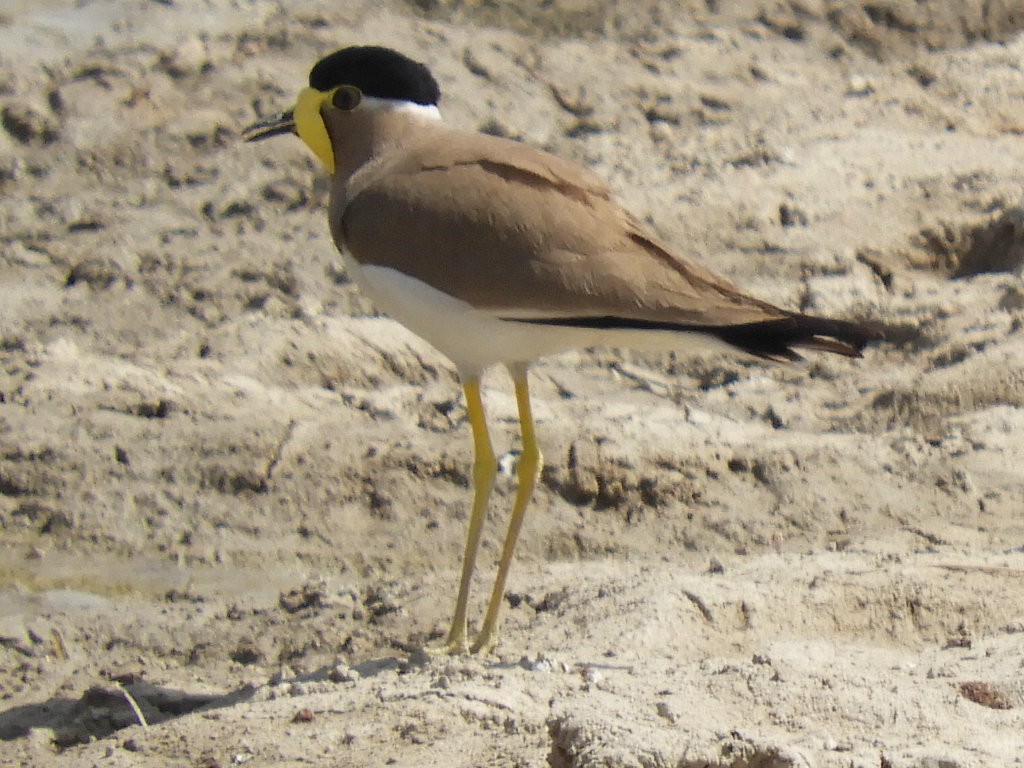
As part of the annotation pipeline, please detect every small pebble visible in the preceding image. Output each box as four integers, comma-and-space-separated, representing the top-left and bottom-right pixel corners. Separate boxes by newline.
846, 75, 874, 96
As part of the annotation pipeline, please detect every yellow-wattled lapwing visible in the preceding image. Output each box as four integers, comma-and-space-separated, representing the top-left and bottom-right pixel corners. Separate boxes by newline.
243, 45, 880, 654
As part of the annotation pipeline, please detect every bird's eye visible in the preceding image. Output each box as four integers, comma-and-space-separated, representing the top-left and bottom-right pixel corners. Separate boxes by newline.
331, 85, 362, 111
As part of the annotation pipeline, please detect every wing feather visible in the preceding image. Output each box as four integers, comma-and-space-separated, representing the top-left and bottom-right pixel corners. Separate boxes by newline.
339, 128, 785, 327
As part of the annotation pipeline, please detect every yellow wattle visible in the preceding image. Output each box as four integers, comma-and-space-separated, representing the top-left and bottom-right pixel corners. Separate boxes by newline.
294, 86, 335, 173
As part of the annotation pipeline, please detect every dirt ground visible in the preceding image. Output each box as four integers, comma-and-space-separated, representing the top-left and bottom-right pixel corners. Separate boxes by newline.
2, 1, 1024, 766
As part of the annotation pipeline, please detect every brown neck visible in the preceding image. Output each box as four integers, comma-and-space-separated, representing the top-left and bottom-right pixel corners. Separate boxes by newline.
323, 105, 439, 182
324, 104, 442, 252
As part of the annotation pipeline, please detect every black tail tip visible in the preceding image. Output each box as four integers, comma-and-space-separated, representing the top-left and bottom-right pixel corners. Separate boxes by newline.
718, 314, 886, 362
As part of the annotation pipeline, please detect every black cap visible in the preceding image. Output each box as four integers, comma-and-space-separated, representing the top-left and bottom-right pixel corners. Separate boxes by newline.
308, 46, 441, 106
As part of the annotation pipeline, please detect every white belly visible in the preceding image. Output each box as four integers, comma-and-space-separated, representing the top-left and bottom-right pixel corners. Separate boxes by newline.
347, 261, 732, 378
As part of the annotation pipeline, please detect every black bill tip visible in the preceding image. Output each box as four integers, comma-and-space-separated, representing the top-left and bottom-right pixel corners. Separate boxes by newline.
241, 110, 296, 142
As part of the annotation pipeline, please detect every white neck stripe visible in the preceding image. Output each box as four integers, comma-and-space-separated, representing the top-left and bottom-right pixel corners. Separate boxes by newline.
359, 95, 442, 120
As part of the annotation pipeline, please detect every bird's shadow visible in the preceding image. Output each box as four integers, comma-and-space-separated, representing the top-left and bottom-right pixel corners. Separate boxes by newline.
0, 677, 256, 749
0, 654, 414, 751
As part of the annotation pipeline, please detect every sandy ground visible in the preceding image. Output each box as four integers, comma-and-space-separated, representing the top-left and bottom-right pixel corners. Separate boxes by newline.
2, 1, 1024, 765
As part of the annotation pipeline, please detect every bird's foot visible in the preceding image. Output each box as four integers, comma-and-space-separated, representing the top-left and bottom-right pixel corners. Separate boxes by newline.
423, 624, 471, 656
421, 628, 499, 656
469, 625, 499, 655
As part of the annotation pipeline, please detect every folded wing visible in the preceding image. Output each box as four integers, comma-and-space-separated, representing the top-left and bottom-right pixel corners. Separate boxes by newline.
339, 130, 880, 360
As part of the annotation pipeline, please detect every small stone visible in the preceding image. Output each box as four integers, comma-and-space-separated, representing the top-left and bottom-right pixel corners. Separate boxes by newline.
269, 667, 294, 686
655, 701, 677, 723
846, 75, 874, 96
580, 667, 603, 686
649, 121, 674, 144
329, 663, 359, 683
519, 654, 554, 673
432, 674, 451, 690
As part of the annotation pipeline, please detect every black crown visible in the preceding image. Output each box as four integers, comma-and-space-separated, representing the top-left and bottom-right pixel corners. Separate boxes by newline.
309, 46, 441, 106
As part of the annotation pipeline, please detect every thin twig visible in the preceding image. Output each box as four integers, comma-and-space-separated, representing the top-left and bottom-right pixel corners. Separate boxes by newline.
113, 681, 149, 728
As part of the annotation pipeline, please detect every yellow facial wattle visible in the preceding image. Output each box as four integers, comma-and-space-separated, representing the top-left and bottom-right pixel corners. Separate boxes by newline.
294, 86, 335, 173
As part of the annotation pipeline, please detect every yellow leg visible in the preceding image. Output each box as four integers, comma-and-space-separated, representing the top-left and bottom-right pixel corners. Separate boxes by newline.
471, 363, 542, 654
434, 375, 496, 654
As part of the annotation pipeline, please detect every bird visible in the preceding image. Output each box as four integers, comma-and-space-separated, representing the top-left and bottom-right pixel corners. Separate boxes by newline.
242, 45, 880, 654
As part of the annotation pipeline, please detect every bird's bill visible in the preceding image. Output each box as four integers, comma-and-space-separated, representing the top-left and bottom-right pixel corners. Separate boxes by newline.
241, 110, 296, 142
242, 88, 336, 173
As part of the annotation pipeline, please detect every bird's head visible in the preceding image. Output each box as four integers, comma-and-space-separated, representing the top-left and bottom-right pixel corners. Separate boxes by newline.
242, 45, 441, 174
